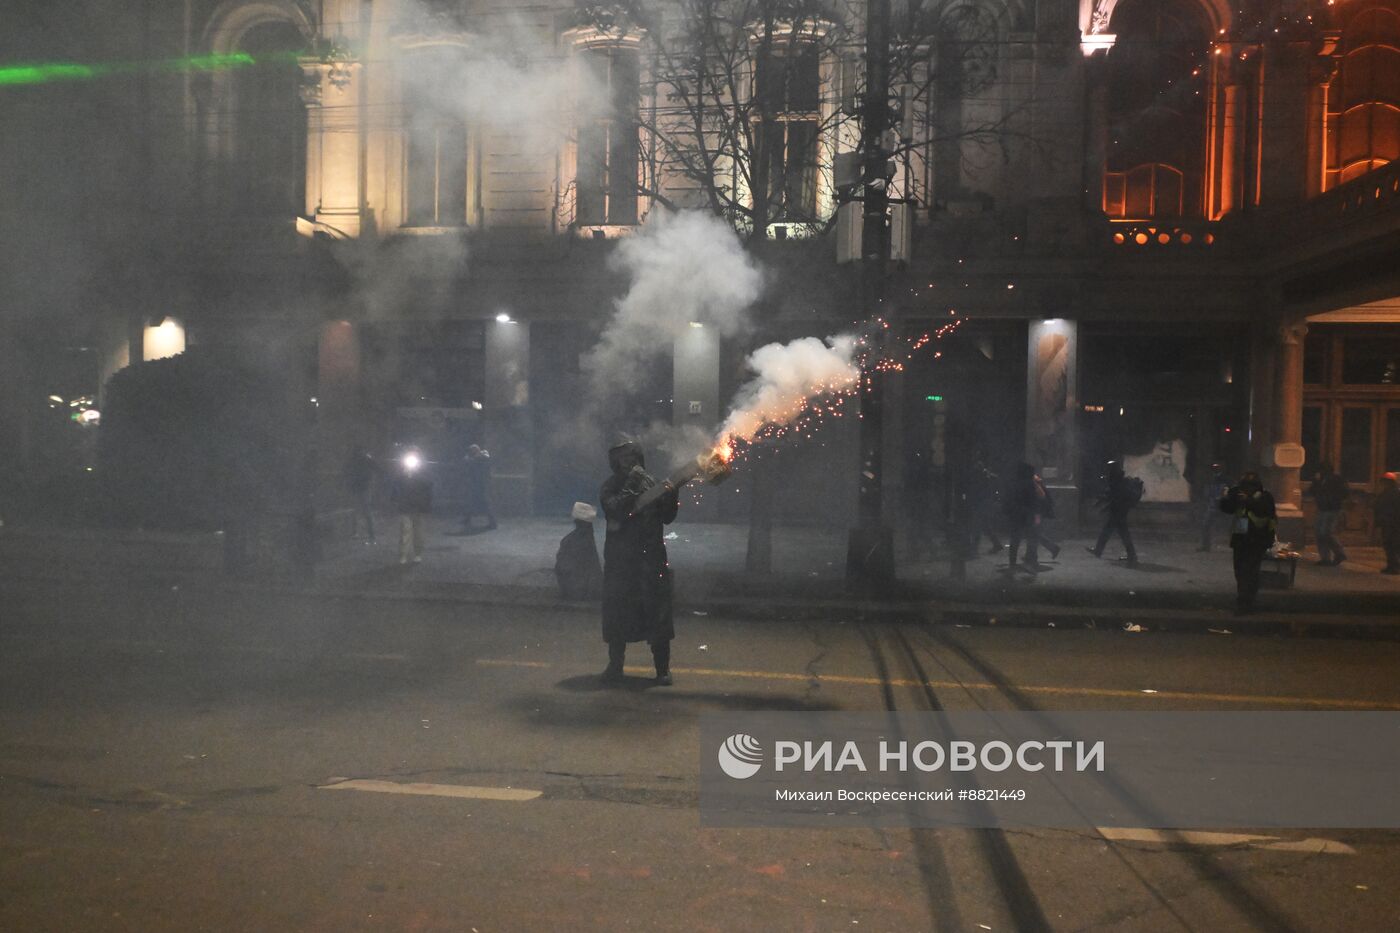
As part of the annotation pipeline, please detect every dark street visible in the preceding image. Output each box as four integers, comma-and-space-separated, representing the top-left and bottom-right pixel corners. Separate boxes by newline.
2, 576, 1396, 932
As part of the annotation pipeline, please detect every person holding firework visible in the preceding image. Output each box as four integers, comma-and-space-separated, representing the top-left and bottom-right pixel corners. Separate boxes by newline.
599, 437, 679, 686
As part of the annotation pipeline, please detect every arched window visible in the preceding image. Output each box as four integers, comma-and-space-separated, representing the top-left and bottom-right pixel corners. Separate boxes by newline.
931, 3, 1001, 203
231, 22, 307, 214
1327, 3, 1400, 187
1102, 0, 1210, 219
577, 44, 641, 226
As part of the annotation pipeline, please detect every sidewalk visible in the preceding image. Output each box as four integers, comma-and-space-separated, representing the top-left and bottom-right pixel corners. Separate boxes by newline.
4, 514, 1395, 633
311, 514, 1400, 630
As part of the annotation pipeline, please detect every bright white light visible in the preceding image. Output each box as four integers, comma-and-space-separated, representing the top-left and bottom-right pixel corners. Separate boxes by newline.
402, 452, 422, 473
471, 401, 483, 411
143, 319, 186, 361
495, 312, 513, 323
689, 321, 704, 328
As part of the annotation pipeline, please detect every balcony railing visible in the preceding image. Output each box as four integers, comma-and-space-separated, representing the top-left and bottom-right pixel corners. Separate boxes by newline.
1106, 219, 1221, 249
1287, 158, 1400, 248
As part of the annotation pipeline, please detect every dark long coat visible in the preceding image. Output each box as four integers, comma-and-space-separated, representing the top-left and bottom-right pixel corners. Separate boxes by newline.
600, 444, 679, 644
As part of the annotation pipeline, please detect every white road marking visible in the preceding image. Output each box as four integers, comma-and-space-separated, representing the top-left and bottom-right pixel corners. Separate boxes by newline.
319, 779, 541, 801
1097, 827, 1355, 855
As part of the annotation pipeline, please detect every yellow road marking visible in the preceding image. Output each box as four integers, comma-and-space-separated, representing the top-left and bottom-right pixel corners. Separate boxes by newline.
320, 779, 541, 801
474, 658, 1400, 710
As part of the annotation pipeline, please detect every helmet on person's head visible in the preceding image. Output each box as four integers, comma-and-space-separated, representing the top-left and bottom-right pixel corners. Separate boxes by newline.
1238, 470, 1262, 492
607, 434, 644, 474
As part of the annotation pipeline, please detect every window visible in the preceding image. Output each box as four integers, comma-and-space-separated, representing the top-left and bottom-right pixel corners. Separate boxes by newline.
1302, 406, 1324, 479
1341, 407, 1375, 483
931, 4, 1000, 202
406, 119, 468, 226
403, 48, 469, 227
231, 22, 307, 214
1304, 331, 1328, 385
1342, 335, 1400, 384
754, 44, 820, 220
577, 46, 640, 226
1327, 4, 1400, 188
1102, 0, 1209, 219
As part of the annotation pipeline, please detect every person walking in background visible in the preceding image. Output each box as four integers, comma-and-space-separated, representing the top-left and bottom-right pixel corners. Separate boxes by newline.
599, 438, 680, 686
461, 444, 497, 532
1307, 462, 1349, 565
393, 447, 432, 565
1087, 460, 1140, 566
555, 501, 603, 600
904, 451, 935, 561
345, 444, 378, 545
968, 460, 1004, 555
1374, 472, 1400, 575
1002, 462, 1042, 572
1031, 469, 1061, 562
1197, 462, 1230, 552
1220, 471, 1277, 614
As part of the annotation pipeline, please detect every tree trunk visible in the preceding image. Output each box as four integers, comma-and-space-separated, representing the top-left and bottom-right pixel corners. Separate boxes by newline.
745, 447, 775, 574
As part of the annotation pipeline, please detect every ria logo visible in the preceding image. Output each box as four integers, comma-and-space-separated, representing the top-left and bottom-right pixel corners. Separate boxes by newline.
718, 733, 764, 779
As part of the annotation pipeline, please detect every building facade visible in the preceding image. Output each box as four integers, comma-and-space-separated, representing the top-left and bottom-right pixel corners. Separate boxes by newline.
4, 0, 1400, 540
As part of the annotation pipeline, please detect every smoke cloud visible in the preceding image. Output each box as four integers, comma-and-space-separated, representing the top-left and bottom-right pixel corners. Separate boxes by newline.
721, 334, 861, 442
583, 209, 763, 398
397, 5, 608, 146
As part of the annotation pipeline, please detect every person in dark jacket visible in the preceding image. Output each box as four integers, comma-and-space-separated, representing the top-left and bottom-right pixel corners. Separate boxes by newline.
1219, 471, 1277, 613
600, 438, 680, 685
1087, 460, 1139, 565
1307, 462, 1349, 565
345, 445, 378, 544
392, 447, 432, 565
556, 501, 603, 599
1002, 462, 1043, 572
968, 460, 1004, 555
1374, 472, 1400, 575
1197, 462, 1230, 552
461, 444, 497, 532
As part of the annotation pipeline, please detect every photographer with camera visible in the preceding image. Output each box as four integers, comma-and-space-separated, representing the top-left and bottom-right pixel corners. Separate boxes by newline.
1219, 471, 1277, 615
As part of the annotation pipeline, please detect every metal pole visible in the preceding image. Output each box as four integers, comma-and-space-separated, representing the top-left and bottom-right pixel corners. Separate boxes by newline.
846, 0, 895, 587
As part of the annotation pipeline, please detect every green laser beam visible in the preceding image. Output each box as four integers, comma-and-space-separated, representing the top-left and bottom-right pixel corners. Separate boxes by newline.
0, 51, 281, 87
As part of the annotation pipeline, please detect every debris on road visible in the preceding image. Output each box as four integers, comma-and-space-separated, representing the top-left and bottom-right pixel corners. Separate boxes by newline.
1123, 622, 1144, 633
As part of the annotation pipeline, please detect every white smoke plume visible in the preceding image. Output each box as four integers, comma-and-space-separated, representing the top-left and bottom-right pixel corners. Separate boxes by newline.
584, 210, 764, 396
720, 334, 862, 442
396, 5, 608, 145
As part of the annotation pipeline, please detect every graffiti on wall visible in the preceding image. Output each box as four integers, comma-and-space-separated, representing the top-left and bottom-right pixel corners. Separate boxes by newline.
1124, 438, 1191, 502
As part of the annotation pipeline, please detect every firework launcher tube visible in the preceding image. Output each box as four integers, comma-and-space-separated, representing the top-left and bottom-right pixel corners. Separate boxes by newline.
632, 450, 733, 513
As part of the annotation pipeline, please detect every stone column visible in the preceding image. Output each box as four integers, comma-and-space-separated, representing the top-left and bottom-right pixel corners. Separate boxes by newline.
1269, 322, 1307, 535
672, 324, 720, 432
1027, 318, 1080, 526
1082, 55, 1109, 214
485, 319, 531, 515
300, 56, 364, 237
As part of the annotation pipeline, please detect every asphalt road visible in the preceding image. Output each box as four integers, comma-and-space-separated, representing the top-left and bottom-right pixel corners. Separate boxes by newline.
1, 577, 1398, 932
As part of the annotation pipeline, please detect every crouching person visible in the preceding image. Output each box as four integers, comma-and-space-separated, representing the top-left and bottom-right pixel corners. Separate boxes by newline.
556, 501, 602, 600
